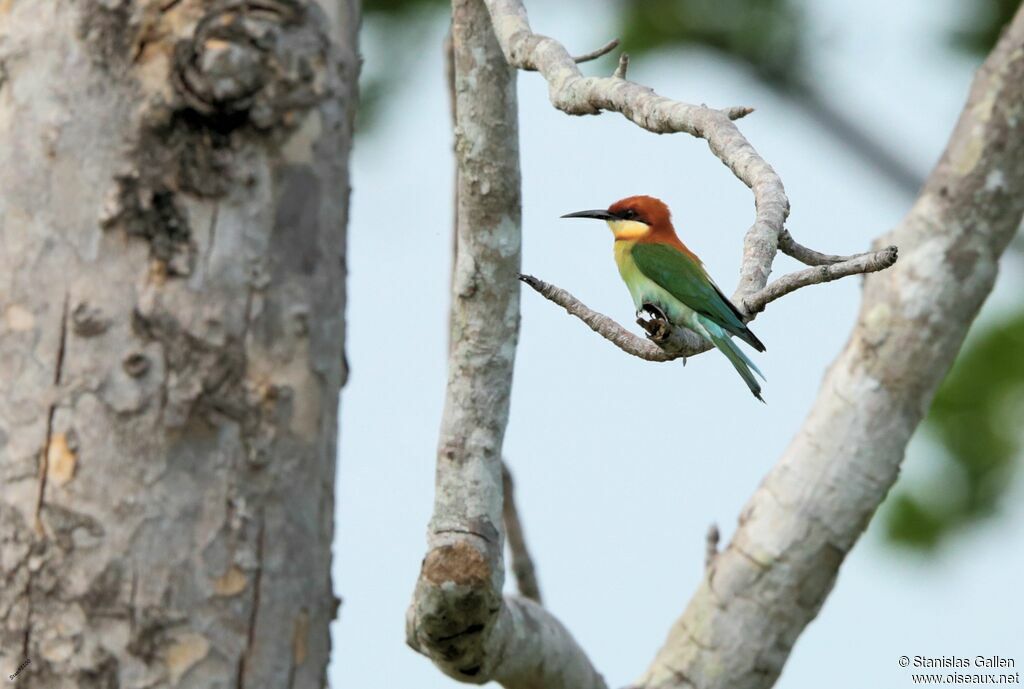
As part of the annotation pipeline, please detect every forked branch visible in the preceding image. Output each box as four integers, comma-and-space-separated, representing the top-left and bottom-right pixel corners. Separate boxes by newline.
519, 242, 897, 361
483, 0, 897, 358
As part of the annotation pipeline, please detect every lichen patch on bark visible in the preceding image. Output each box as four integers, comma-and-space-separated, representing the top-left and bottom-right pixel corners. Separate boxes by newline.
163, 631, 210, 685
45, 433, 77, 487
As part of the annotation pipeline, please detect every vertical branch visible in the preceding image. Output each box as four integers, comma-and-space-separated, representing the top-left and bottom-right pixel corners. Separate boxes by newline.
409, 0, 522, 677
408, 3, 605, 687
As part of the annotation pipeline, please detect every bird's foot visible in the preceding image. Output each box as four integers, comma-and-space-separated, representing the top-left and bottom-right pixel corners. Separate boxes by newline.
637, 303, 688, 363
639, 302, 668, 323
637, 303, 673, 346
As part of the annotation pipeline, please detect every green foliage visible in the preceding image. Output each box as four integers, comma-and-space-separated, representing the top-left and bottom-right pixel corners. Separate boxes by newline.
885, 307, 1024, 549
951, 0, 1020, 56
616, 0, 805, 85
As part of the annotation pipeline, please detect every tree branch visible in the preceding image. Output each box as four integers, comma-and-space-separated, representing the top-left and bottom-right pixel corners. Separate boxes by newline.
502, 462, 542, 604
523, 38, 619, 71
613, 52, 629, 79
777, 227, 864, 266
483, 0, 897, 362
518, 239, 897, 361
483, 0, 789, 301
638, 7, 1024, 688
407, 2, 604, 687
568, 38, 620, 67
740, 245, 899, 315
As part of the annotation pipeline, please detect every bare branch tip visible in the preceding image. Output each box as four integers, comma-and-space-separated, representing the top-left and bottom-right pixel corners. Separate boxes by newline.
725, 106, 756, 120
613, 53, 630, 79
883, 245, 899, 265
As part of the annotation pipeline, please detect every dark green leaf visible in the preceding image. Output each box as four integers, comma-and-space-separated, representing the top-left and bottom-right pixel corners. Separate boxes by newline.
884, 305, 1024, 550
616, 0, 805, 85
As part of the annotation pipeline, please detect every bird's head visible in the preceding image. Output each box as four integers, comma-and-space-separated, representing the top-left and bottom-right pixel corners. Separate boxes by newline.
561, 195, 672, 240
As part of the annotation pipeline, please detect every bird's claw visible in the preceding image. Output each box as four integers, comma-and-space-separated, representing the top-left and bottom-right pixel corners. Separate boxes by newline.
637, 303, 687, 363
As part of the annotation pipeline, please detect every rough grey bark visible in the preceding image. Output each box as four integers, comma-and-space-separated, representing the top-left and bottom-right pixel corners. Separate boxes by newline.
638, 8, 1024, 688
406, 1, 605, 687
0, 1, 358, 687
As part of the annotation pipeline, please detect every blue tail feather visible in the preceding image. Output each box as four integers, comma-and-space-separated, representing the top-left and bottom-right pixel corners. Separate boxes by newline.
700, 318, 765, 402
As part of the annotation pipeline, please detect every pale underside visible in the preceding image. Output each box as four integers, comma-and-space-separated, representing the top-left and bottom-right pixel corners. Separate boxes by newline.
612, 235, 715, 341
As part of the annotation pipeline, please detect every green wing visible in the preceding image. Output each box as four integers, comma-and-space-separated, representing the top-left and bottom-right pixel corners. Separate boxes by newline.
632, 242, 765, 352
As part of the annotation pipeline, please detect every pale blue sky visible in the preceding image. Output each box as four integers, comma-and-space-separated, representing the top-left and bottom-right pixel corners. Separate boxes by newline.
331, 1, 1024, 687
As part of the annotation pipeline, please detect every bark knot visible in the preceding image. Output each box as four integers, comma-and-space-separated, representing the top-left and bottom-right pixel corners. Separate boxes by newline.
173, 0, 331, 130
422, 542, 491, 588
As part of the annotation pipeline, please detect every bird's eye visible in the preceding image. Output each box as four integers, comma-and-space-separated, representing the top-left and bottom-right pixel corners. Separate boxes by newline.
622, 209, 636, 220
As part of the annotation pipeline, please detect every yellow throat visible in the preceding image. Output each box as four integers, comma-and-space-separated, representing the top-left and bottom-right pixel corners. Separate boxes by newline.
606, 219, 650, 241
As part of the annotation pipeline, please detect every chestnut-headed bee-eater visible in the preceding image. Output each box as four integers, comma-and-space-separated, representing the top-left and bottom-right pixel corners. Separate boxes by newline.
562, 195, 766, 401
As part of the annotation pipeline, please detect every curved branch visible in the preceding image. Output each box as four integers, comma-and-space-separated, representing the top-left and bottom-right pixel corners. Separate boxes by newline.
483, 0, 789, 300
519, 274, 685, 361
483, 0, 898, 364
523, 38, 620, 71
519, 242, 897, 361
777, 227, 862, 266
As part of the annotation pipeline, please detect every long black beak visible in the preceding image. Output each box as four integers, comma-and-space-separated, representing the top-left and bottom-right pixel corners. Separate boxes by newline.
561, 209, 615, 220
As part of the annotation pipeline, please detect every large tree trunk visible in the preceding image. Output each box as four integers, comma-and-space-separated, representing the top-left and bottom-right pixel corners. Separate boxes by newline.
0, 1, 358, 687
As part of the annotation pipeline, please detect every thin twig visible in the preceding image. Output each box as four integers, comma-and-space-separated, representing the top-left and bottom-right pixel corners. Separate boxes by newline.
502, 462, 542, 604
523, 38, 620, 71
778, 228, 860, 266
572, 39, 619, 64
742, 246, 898, 315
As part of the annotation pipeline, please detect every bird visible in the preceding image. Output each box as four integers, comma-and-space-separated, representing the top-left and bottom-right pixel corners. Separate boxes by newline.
562, 195, 766, 401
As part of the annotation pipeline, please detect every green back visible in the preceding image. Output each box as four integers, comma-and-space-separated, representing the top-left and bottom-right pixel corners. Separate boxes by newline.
631, 242, 748, 336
